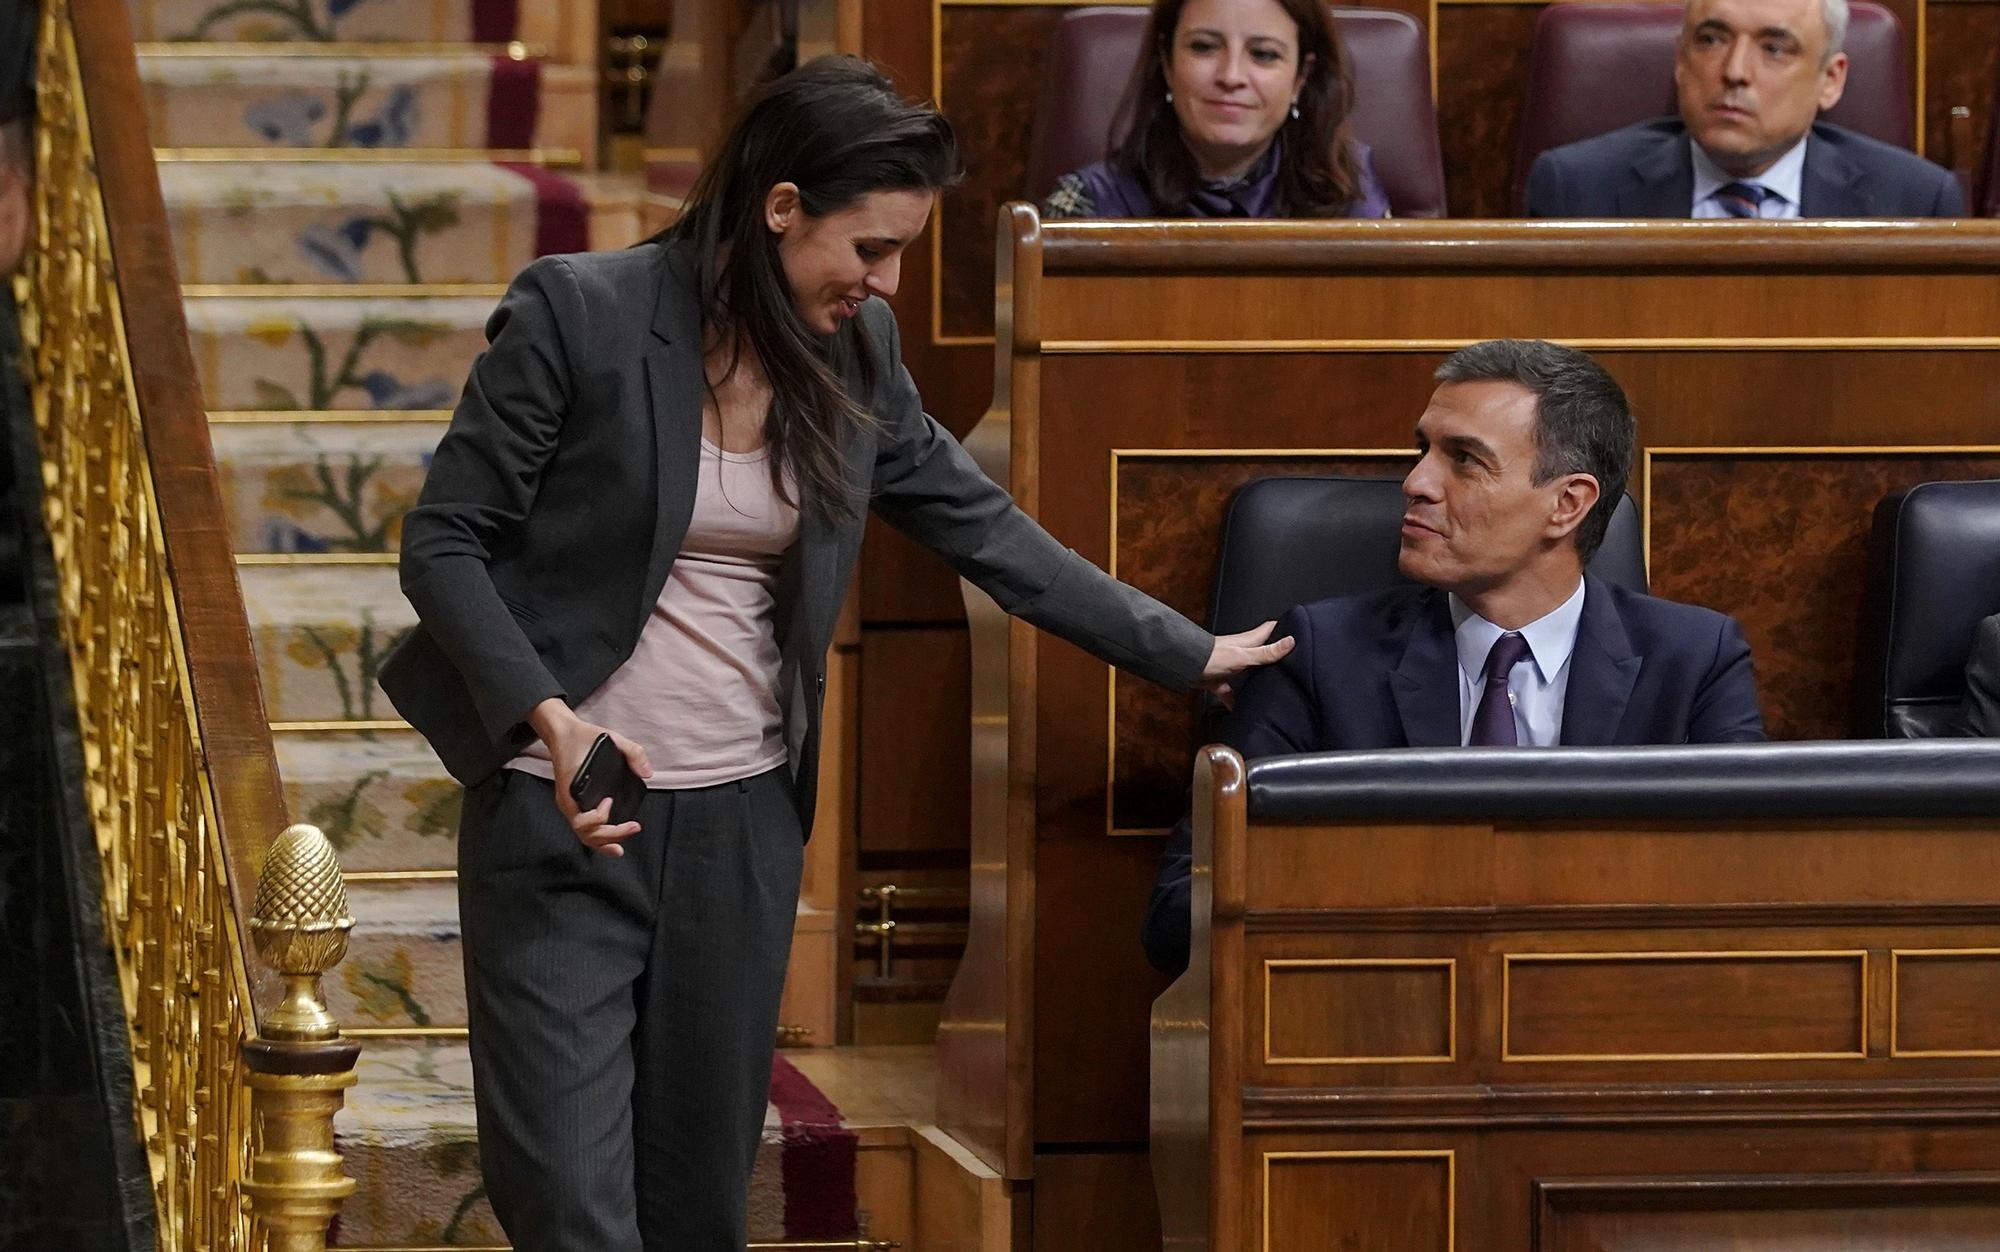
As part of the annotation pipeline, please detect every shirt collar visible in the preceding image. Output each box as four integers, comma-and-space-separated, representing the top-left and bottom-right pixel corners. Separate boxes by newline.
1690, 130, 1810, 210
1449, 578, 1588, 685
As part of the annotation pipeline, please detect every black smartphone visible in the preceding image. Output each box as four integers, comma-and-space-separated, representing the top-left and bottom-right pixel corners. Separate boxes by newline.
567, 733, 646, 825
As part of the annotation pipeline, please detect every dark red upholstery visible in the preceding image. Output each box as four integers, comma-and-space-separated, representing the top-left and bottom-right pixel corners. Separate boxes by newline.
1509, 1, 1913, 213
1024, 5, 1445, 217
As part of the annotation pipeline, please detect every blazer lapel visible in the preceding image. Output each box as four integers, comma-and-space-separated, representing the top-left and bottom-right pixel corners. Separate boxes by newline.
1800, 128, 1868, 216
639, 244, 706, 636
1559, 575, 1643, 746
1617, 130, 1696, 217
1388, 591, 1461, 747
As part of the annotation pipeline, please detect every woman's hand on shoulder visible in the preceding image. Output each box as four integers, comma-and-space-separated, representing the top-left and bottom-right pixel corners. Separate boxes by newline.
528, 698, 653, 856
1200, 621, 1295, 710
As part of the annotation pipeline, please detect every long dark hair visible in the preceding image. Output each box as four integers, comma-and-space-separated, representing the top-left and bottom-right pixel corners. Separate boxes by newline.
1109, 0, 1364, 215
660, 56, 961, 523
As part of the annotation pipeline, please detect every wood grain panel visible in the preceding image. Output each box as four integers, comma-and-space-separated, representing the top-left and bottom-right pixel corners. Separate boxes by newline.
939, 5, 1065, 341
1504, 951, 1867, 1061
1894, 950, 2000, 1055
1112, 453, 1415, 830
1536, 1174, 2000, 1252
1264, 960, 1455, 1064
1262, 1151, 1453, 1252
1436, 4, 1540, 217
860, 628, 971, 855
1646, 451, 2000, 741
1032, 1150, 1162, 1252
1924, 2, 2000, 177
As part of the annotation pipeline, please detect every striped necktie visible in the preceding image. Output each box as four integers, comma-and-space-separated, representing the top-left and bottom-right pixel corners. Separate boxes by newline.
1713, 181, 1774, 218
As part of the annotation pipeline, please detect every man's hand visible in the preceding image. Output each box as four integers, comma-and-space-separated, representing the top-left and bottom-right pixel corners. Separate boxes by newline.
1201, 620, 1294, 710
528, 698, 653, 856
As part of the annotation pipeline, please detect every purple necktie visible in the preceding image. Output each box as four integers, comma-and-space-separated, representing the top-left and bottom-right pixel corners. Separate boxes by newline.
1714, 181, 1773, 218
1468, 632, 1532, 747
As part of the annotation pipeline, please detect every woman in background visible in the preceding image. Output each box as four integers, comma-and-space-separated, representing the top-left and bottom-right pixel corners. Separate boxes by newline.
1043, 0, 1389, 219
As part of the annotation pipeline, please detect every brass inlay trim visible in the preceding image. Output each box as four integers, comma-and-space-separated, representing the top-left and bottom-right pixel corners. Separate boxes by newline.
209, 410, 453, 423
1641, 445, 2000, 585
1043, 336, 2000, 354
135, 41, 547, 57
337, 1242, 898, 1251
1501, 949, 1871, 1063
1262, 958, 1457, 1065
345, 870, 457, 883
343, 1026, 469, 1038
1261, 1149, 1455, 1252
183, 283, 507, 299
1890, 948, 2000, 1058
1105, 447, 1414, 835
155, 147, 582, 166
236, 553, 399, 566
271, 719, 414, 733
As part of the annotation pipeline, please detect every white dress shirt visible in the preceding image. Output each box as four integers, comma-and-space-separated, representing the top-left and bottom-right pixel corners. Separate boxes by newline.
1691, 132, 1808, 218
1451, 580, 1588, 747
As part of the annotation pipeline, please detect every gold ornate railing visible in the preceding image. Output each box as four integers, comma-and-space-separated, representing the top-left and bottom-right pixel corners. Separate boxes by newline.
21, 1, 355, 1249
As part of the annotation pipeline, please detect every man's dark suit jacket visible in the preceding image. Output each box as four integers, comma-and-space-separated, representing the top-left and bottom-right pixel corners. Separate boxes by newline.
380, 241, 1211, 835
1525, 117, 1964, 217
1961, 614, 2000, 737
1141, 575, 1766, 973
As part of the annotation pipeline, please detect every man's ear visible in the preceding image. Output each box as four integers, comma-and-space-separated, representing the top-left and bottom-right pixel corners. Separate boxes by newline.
1817, 50, 1850, 112
1547, 473, 1602, 543
764, 182, 802, 235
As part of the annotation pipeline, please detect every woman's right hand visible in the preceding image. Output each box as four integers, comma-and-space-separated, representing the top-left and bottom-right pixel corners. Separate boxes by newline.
528, 698, 653, 856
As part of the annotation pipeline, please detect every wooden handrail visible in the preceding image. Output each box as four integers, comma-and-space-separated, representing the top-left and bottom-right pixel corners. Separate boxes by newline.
68, 0, 288, 1020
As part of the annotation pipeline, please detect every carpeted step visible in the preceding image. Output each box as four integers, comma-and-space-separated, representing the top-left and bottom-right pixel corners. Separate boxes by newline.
212, 416, 443, 553
332, 881, 464, 1030
139, 51, 544, 151
277, 731, 459, 871
131, 0, 514, 45
185, 295, 489, 411
335, 1040, 861, 1246
241, 563, 413, 723
162, 161, 576, 285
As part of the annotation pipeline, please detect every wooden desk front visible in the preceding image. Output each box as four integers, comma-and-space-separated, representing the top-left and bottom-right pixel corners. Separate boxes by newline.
933, 211, 2000, 1248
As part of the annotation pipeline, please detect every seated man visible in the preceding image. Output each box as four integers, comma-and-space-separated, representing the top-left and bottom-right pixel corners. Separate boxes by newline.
1141, 339, 1766, 975
1525, 0, 1961, 218
1961, 614, 2000, 736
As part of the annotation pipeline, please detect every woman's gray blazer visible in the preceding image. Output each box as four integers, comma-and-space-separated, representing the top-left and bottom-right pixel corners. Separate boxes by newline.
380, 241, 1211, 833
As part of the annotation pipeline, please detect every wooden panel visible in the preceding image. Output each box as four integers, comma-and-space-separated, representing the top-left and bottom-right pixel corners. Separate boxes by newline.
860, 628, 971, 855
1031, 1151, 1161, 1252
1435, 4, 1541, 217
1536, 1174, 2000, 1252
1113, 453, 1415, 830
1503, 951, 1867, 1061
1646, 451, 2000, 741
1894, 950, 2000, 1055
1263, 959, 1455, 1065
938, 5, 1066, 342
1262, 1151, 1453, 1252
1927, 3, 2000, 175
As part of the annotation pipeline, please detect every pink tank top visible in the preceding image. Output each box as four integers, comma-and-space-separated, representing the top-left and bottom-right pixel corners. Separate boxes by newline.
510, 439, 801, 789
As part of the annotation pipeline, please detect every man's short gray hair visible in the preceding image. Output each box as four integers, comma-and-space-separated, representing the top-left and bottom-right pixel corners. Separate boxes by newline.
1819, 0, 1849, 59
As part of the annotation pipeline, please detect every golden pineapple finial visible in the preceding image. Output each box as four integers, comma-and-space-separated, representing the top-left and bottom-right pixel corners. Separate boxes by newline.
250, 823, 354, 1041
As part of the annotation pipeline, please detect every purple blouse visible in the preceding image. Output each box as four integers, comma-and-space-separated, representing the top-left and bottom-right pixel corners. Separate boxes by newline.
1043, 138, 1391, 219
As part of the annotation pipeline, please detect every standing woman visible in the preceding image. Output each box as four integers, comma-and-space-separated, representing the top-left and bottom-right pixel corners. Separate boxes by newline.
381, 56, 1288, 1252
1042, 0, 1389, 219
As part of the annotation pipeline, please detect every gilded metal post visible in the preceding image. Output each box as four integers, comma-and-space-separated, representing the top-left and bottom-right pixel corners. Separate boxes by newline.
239, 824, 359, 1251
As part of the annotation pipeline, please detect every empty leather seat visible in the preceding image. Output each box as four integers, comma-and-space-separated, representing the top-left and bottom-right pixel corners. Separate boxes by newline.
1207, 474, 1645, 636
1853, 479, 2000, 737
1025, 5, 1446, 217
1510, 1, 1914, 213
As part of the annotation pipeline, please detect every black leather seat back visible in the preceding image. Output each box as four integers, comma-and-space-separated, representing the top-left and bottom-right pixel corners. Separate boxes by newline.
1854, 479, 2000, 738
1208, 474, 1646, 635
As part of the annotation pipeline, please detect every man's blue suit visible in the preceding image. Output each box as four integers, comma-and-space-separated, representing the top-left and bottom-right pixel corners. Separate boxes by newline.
1140, 574, 1766, 973
1525, 118, 1964, 217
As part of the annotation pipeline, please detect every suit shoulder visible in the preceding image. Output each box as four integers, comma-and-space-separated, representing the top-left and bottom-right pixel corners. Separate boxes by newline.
1290, 583, 1433, 643
530, 243, 666, 302
1600, 581, 1740, 647
1538, 117, 1686, 171
1812, 123, 1956, 189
